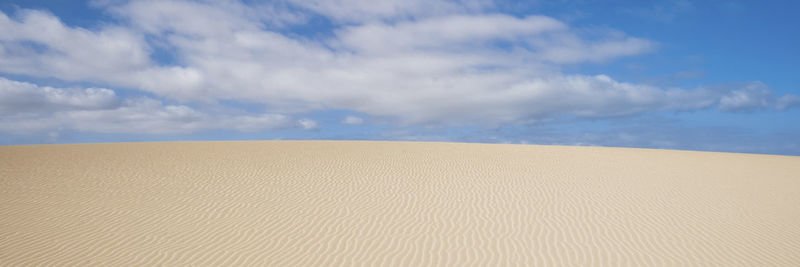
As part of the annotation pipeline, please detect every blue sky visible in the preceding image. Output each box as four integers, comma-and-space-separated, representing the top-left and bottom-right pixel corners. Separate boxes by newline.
0, 0, 798, 155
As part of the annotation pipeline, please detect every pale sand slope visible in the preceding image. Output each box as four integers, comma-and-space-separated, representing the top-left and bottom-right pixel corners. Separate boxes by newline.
1, 141, 799, 266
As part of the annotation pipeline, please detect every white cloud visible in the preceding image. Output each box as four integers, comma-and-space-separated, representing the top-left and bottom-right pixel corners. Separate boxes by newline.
0, 9, 151, 82
717, 82, 773, 111
532, 32, 655, 63
335, 14, 567, 54
0, 78, 302, 134
0, 77, 119, 113
0, 0, 797, 133
334, 14, 654, 64
285, 0, 492, 23
297, 119, 319, 130
777, 95, 800, 110
107, 0, 262, 36
342, 116, 364, 125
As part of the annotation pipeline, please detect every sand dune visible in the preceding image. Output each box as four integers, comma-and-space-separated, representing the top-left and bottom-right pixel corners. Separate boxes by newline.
1, 141, 799, 266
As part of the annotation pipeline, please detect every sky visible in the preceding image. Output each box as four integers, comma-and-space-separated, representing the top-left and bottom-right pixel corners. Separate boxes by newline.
0, 0, 798, 155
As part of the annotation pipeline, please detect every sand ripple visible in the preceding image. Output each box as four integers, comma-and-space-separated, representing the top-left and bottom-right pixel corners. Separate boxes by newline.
1, 141, 799, 266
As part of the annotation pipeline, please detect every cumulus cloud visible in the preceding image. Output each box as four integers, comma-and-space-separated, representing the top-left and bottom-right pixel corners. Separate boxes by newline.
717, 82, 773, 112
0, 77, 119, 113
0, 78, 306, 134
0, 8, 204, 100
0, 0, 797, 134
0, 9, 150, 82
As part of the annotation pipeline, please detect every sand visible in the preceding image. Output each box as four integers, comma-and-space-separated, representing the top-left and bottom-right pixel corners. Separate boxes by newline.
1, 141, 799, 266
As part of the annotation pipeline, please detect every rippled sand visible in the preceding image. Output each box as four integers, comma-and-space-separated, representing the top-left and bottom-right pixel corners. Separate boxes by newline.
1, 141, 799, 266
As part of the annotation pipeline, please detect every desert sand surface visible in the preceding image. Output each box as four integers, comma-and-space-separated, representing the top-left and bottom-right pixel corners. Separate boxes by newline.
1, 141, 799, 266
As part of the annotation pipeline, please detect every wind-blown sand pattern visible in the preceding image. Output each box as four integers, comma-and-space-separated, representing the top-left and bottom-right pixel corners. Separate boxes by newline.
1, 141, 799, 266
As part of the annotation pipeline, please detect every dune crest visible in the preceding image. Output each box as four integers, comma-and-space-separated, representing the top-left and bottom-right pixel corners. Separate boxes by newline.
1, 141, 799, 266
